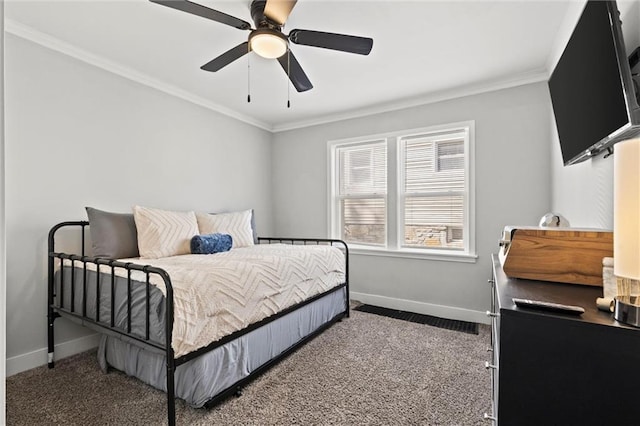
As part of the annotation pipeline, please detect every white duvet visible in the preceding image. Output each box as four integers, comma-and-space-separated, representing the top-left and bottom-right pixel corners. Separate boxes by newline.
64, 244, 346, 357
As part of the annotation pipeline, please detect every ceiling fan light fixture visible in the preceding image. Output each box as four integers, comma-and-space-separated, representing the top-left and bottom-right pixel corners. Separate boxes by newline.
249, 29, 288, 59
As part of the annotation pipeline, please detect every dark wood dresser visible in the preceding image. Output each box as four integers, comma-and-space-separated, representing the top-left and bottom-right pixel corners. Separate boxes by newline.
487, 254, 640, 425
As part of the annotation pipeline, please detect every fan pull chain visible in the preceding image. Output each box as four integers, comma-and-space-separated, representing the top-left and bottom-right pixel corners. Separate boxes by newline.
247, 46, 251, 103
287, 47, 291, 108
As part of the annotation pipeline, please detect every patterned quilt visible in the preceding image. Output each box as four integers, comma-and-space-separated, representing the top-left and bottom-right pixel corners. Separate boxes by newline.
64, 244, 346, 357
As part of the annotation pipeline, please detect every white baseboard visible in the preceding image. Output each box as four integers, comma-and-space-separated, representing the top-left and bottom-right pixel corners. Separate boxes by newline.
350, 292, 490, 325
6, 333, 100, 377
6, 295, 486, 376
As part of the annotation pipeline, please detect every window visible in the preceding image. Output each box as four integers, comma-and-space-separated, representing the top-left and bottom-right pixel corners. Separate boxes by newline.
329, 122, 475, 261
336, 141, 387, 246
401, 133, 466, 250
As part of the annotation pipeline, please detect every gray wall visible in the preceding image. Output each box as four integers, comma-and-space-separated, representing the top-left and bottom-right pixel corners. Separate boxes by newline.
272, 82, 552, 321
550, 125, 614, 228
5, 35, 273, 370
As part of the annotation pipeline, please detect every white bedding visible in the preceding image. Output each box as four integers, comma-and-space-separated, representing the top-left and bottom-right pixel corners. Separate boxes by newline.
63, 244, 346, 357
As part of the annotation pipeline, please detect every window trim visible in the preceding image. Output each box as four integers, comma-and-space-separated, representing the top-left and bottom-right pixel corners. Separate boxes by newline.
397, 126, 472, 254
334, 140, 388, 247
327, 121, 476, 262
329, 137, 389, 248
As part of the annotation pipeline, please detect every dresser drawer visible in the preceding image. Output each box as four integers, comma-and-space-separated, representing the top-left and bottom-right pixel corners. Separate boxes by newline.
490, 254, 640, 425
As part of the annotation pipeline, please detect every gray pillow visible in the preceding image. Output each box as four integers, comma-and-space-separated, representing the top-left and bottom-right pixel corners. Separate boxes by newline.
86, 207, 139, 259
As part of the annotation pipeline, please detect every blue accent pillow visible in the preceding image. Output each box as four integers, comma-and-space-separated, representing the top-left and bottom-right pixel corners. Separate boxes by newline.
190, 233, 233, 254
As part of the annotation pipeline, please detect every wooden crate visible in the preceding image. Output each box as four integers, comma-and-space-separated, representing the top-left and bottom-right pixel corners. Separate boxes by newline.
502, 228, 613, 286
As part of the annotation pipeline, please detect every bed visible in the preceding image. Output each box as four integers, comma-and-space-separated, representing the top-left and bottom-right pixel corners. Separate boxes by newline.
47, 208, 349, 426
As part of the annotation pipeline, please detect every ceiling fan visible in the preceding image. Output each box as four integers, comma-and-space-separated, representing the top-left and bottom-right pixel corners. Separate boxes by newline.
150, 0, 374, 92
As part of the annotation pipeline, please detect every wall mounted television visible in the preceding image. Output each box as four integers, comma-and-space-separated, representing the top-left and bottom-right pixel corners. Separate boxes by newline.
549, 0, 640, 166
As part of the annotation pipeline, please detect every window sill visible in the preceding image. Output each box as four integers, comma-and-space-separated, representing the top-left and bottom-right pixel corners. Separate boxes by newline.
348, 246, 478, 263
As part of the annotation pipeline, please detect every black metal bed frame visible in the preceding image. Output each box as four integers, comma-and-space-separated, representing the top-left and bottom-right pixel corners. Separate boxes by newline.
47, 221, 349, 426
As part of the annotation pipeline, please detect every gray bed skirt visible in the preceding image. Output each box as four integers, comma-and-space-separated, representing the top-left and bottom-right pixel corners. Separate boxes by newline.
98, 286, 347, 408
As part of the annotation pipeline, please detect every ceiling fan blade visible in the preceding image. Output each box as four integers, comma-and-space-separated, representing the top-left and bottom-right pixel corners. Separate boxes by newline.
289, 29, 373, 55
201, 42, 250, 72
264, 0, 298, 26
277, 50, 313, 92
150, 0, 251, 30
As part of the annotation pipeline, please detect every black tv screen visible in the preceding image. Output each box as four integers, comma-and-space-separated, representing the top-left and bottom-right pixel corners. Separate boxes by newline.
549, 1, 639, 165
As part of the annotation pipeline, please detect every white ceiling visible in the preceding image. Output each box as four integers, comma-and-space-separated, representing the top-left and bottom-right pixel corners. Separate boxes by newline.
6, 0, 585, 131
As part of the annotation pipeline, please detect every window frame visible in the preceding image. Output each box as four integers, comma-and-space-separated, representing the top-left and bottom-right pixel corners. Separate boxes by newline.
330, 139, 388, 248
398, 129, 469, 254
328, 121, 476, 263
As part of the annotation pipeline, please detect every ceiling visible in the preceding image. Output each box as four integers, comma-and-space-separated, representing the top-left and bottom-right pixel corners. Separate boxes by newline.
6, 0, 587, 131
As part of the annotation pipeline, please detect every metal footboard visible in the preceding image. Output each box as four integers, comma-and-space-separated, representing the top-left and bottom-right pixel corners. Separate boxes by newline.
47, 222, 349, 426
47, 221, 177, 424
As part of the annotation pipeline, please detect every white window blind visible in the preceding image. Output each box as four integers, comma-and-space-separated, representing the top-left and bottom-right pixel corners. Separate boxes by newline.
401, 133, 466, 249
337, 142, 387, 246
437, 140, 465, 171
339, 143, 387, 195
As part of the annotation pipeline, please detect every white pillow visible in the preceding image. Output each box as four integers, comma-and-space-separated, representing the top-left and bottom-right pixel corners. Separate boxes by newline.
196, 210, 254, 248
133, 206, 199, 258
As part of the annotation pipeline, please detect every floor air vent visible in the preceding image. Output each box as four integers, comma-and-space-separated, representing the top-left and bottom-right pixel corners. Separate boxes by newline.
354, 304, 479, 335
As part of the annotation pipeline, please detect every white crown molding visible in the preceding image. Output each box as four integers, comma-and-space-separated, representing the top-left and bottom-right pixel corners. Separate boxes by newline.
4, 19, 273, 132
272, 69, 549, 133
6, 18, 553, 135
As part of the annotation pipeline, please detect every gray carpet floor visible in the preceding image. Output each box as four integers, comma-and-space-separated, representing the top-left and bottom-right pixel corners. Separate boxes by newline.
7, 310, 491, 425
